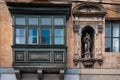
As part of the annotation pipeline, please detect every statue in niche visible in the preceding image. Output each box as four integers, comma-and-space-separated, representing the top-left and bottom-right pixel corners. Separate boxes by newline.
84, 33, 91, 58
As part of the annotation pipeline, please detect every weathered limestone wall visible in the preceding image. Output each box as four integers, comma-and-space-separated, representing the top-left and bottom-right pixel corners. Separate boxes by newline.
103, 53, 120, 68
104, 4, 120, 19
67, 17, 75, 68
0, 0, 12, 67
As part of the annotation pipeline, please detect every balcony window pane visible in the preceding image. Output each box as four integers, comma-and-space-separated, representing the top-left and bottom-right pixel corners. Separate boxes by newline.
54, 29, 64, 44
28, 18, 38, 25
41, 18, 51, 25
15, 28, 25, 44
41, 28, 51, 44
54, 18, 64, 25
28, 29, 38, 44
15, 17, 25, 25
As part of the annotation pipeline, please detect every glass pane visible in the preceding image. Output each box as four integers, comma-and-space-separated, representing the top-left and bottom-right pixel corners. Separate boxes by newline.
113, 38, 119, 52
15, 17, 25, 25
105, 38, 111, 52
28, 29, 38, 44
15, 28, 25, 44
113, 22, 119, 37
54, 18, 64, 25
41, 18, 51, 25
28, 18, 38, 25
54, 29, 64, 44
16, 28, 24, 36
54, 29, 64, 36
105, 21, 111, 37
29, 52, 50, 61
54, 37, 64, 44
41, 28, 50, 44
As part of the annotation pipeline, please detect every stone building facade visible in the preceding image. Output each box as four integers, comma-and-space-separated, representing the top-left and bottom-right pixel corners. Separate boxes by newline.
0, 0, 120, 80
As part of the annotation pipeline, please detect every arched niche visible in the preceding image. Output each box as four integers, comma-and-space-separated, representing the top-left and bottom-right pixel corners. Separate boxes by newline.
81, 25, 95, 58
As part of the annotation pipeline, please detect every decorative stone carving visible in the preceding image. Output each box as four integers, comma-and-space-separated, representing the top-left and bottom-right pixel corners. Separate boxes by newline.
98, 25, 103, 33
80, 58, 103, 68
73, 53, 80, 65
72, 3, 106, 17
73, 24, 80, 33
97, 58, 103, 66
80, 58, 95, 68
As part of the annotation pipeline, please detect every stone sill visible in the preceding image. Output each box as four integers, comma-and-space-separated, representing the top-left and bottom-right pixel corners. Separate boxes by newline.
65, 68, 120, 75
80, 69, 120, 75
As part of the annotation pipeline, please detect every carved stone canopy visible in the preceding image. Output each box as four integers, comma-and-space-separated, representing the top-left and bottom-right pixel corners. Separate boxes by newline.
72, 3, 106, 17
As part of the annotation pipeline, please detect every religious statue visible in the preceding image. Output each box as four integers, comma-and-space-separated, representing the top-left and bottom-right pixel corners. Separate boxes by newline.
84, 33, 91, 58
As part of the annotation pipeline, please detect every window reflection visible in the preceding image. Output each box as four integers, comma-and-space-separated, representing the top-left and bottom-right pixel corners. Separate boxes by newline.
28, 29, 38, 44
14, 15, 66, 45
15, 17, 25, 25
105, 21, 111, 37
15, 28, 25, 44
105, 21, 120, 52
41, 18, 51, 25
54, 29, 64, 44
113, 38, 119, 52
105, 38, 111, 52
28, 18, 38, 25
41, 28, 51, 44
113, 22, 119, 37
54, 18, 64, 25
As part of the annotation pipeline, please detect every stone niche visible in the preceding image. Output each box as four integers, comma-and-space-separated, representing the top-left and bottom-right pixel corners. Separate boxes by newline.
72, 3, 106, 68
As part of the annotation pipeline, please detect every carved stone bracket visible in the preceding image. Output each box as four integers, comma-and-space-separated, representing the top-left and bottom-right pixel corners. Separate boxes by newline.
37, 69, 43, 80
73, 53, 80, 65
96, 58, 103, 66
80, 58, 95, 68
80, 58, 103, 68
15, 69, 21, 80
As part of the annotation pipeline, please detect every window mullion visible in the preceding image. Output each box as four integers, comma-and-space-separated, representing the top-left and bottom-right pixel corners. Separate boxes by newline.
26, 26, 28, 45
39, 26, 41, 46
119, 20, 120, 52
51, 26, 54, 45
111, 21, 113, 52
64, 26, 66, 45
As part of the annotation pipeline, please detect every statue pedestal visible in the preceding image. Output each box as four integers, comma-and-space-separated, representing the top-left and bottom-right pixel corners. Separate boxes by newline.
80, 57, 103, 68
80, 58, 95, 68
84, 51, 91, 58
